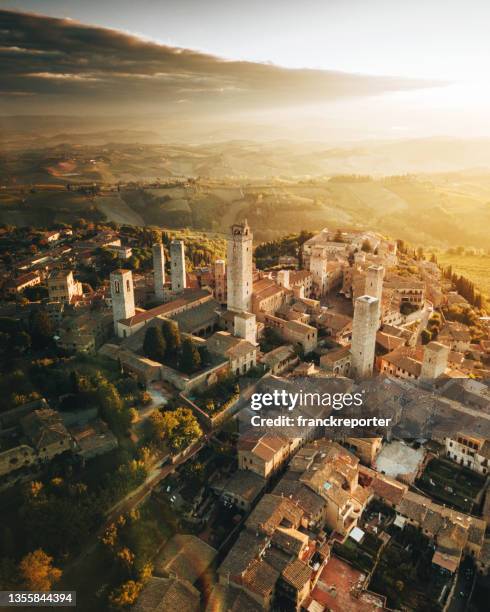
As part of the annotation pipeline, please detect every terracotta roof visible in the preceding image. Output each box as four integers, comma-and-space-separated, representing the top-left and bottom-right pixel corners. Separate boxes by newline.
320, 346, 351, 363
119, 289, 210, 326
273, 479, 325, 519
219, 470, 265, 503
21, 409, 70, 450
396, 491, 430, 523
242, 558, 279, 597
246, 494, 303, 537
432, 549, 460, 573
238, 433, 290, 463
206, 331, 256, 360
271, 526, 308, 556
281, 558, 313, 590
133, 576, 200, 611
219, 530, 267, 577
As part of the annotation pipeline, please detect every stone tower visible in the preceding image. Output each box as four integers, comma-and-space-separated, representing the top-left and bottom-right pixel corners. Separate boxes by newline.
421, 341, 449, 380
365, 265, 384, 323
234, 311, 257, 345
277, 269, 290, 289
152, 243, 165, 301
227, 220, 253, 313
214, 259, 227, 304
110, 269, 135, 336
170, 240, 186, 294
350, 295, 379, 379
309, 246, 327, 297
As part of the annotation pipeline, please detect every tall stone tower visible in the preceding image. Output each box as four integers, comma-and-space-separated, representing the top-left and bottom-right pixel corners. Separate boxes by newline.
350, 295, 379, 379
170, 240, 186, 294
152, 243, 165, 301
309, 246, 327, 297
365, 265, 384, 323
214, 259, 227, 304
277, 270, 290, 289
227, 220, 253, 313
420, 341, 449, 380
110, 269, 135, 336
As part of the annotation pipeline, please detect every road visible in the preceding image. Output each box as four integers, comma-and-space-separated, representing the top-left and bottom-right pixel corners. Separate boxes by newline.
448, 562, 475, 612
61, 438, 204, 577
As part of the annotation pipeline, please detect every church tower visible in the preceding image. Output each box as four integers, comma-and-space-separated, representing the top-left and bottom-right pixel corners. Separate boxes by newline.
110, 269, 135, 336
227, 220, 253, 313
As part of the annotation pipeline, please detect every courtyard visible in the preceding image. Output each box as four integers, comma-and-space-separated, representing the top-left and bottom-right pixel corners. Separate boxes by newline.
416, 457, 485, 513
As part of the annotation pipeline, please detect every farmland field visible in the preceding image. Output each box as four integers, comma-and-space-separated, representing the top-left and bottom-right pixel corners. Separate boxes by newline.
436, 252, 490, 298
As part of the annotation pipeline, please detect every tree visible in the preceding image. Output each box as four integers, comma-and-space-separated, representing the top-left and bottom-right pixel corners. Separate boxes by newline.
29, 311, 54, 349
109, 580, 142, 608
420, 329, 432, 345
11, 330, 31, 354
143, 326, 166, 363
361, 239, 372, 253
97, 380, 131, 436
19, 549, 62, 591
160, 319, 181, 356
179, 338, 201, 374
150, 408, 201, 452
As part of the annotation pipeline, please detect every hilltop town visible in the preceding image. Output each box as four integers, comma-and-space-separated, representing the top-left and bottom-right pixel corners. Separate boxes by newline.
0, 219, 489, 611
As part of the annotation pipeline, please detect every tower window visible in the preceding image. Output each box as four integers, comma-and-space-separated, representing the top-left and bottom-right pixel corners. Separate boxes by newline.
126, 280, 131, 292
114, 280, 120, 294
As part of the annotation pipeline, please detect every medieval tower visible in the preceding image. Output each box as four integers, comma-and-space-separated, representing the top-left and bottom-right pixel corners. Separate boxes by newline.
152, 242, 166, 301
365, 265, 384, 323
170, 240, 186, 294
110, 269, 135, 336
227, 220, 253, 313
214, 259, 227, 304
309, 246, 328, 297
350, 295, 379, 379
420, 341, 449, 380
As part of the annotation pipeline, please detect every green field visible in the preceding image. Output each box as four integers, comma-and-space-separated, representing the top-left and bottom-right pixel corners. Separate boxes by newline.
437, 252, 490, 298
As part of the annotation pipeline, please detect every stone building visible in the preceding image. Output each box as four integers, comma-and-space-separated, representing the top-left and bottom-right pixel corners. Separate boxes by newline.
0, 408, 73, 484
47, 270, 83, 303
445, 433, 490, 475
5, 271, 41, 295
238, 433, 293, 479
319, 345, 351, 376
206, 331, 257, 376
264, 314, 317, 354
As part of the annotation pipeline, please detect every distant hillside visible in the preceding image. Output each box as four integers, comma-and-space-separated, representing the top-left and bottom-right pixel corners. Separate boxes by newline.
2, 141, 490, 248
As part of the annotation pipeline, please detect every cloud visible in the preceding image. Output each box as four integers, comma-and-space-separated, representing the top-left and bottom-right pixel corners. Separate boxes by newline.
0, 9, 435, 116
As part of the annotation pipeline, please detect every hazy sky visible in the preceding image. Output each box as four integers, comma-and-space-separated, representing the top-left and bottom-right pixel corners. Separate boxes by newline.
2, 1, 490, 140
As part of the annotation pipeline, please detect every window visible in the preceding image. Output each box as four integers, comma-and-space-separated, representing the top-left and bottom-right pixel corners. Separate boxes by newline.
114, 280, 120, 294
126, 280, 131, 292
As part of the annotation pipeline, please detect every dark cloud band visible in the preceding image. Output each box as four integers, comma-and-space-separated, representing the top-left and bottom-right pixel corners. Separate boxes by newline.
0, 9, 433, 115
